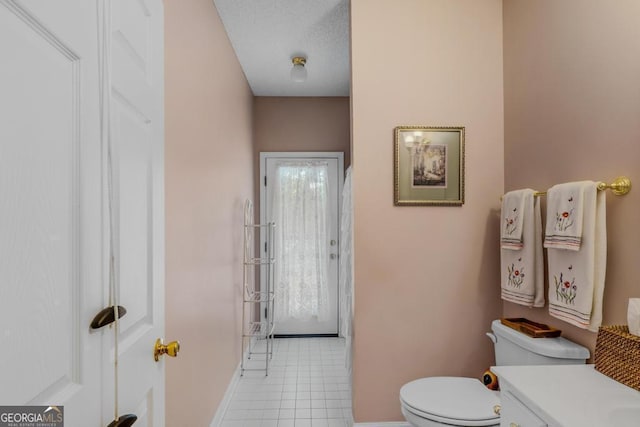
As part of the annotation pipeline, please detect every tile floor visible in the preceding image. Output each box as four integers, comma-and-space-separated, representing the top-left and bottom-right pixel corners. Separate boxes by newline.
220, 337, 352, 427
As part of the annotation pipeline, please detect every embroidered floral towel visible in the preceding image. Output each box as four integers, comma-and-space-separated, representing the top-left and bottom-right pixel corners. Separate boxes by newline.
500, 190, 545, 307
500, 190, 528, 250
547, 183, 606, 331
544, 181, 591, 251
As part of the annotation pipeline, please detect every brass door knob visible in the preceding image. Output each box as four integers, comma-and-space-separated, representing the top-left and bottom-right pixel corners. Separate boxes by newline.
154, 338, 180, 362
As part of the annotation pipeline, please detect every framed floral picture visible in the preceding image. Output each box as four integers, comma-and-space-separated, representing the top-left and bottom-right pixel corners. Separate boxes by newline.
394, 126, 465, 206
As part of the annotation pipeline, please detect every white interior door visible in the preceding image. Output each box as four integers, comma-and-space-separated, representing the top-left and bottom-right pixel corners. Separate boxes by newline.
0, 1, 165, 425
103, 0, 165, 425
261, 152, 343, 336
0, 1, 102, 425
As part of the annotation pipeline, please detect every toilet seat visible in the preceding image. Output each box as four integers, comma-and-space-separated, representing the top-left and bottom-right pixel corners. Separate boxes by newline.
400, 377, 500, 426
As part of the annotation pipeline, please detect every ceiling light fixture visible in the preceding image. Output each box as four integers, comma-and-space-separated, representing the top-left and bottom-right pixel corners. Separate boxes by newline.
290, 56, 307, 82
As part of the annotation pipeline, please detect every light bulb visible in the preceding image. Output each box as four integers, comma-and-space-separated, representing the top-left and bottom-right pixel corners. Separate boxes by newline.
290, 57, 307, 82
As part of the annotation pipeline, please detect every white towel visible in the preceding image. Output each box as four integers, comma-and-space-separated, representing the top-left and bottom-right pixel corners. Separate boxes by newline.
547, 182, 606, 331
544, 181, 590, 251
501, 190, 527, 250
500, 190, 545, 307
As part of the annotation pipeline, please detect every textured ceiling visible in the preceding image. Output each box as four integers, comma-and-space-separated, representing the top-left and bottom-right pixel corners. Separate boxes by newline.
213, 0, 350, 97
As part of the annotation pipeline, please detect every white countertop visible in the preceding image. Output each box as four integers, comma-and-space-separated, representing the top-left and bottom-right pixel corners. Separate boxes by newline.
492, 364, 640, 427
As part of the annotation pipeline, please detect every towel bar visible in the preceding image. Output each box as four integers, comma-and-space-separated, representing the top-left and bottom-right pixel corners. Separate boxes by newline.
502, 176, 631, 200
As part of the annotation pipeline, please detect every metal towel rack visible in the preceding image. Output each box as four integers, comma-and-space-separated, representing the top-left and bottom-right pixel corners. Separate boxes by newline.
502, 176, 632, 200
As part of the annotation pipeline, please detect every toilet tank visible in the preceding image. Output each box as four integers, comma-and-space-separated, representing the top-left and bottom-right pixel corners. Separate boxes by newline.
489, 320, 590, 366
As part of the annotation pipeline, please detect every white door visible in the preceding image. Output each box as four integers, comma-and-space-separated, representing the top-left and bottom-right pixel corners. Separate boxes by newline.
102, 0, 165, 425
0, 1, 102, 425
261, 152, 343, 336
0, 1, 165, 425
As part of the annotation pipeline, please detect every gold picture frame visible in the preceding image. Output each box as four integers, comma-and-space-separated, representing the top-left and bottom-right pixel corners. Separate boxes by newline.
394, 126, 465, 206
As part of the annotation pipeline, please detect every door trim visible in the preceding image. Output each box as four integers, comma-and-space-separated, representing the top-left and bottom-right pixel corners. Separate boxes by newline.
258, 152, 344, 332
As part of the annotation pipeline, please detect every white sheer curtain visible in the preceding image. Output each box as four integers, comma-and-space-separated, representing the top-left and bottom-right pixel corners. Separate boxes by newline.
272, 161, 330, 322
339, 167, 353, 371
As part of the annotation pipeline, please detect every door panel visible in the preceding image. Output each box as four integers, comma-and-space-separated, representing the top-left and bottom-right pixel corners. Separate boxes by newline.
0, 0, 101, 424
0, 8, 80, 402
103, 0, 165, 424
114, 97, 152, 333
261, 153, 343, 335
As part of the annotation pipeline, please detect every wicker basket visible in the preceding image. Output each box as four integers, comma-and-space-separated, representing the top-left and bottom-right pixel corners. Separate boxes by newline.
594, 325, 640, 391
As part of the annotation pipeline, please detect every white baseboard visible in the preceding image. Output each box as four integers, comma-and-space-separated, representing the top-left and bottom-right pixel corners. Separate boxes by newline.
209, 361, 242, 427
354, 423, 411, 427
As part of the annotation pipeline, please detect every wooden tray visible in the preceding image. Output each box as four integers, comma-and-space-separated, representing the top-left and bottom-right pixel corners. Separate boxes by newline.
501, 318, 562, 338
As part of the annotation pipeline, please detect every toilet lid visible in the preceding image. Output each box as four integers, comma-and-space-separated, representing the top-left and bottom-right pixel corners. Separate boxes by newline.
400, 377, 500, 426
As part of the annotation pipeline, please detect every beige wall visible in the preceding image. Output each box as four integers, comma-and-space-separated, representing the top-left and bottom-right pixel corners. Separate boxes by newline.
253, 97, 350, 165
165, 0, 254, 425
503, 0, 640, 353
350, 0, 504, 421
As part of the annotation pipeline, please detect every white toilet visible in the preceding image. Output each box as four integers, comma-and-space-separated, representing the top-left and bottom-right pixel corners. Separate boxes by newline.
400, 320, 590, 427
